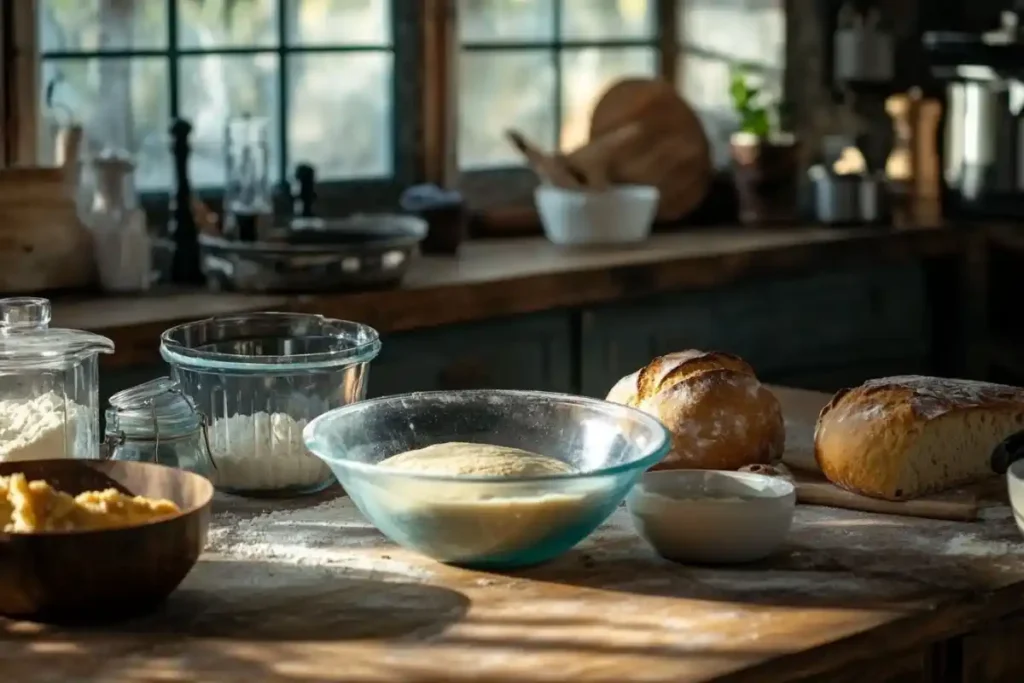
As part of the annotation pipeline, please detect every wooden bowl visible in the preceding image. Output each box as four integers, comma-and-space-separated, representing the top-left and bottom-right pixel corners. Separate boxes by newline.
0, 459, 213, 623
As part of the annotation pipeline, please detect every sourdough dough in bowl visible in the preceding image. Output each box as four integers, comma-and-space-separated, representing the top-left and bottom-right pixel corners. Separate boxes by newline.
370, 442, 598, 561
378, 441, 574, 476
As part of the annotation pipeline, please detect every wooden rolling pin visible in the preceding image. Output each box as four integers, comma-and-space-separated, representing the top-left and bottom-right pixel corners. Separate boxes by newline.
794, 474, 981, 522
741, 464, 985, 522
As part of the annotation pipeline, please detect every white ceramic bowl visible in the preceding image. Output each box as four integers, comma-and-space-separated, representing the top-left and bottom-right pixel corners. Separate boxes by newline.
626, 470, 796, 565
535, 184, 659, 246
1007, 460, 1024, 537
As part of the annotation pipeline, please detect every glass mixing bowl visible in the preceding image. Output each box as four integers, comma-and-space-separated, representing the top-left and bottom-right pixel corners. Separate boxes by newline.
303, 389, 671, 568
161, 313, 380, 497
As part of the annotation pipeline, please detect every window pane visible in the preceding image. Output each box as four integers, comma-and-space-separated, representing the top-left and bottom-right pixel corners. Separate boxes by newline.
561, 0, 654, 41
560, 47, 655, 151
178, 54, 281, 189
678, 53, 737, 168
178, 0, 277, 49
459, 0, 555, 43
287, 53, 392, 180
679, 0, 785, 69
39, 0, 167, 52
39, 57, 171, 190
459, 50, 556, 169
287, 0, 391, 46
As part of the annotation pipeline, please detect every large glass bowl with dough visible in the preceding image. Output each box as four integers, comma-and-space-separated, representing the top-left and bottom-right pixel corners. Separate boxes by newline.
303, 389, 672, 568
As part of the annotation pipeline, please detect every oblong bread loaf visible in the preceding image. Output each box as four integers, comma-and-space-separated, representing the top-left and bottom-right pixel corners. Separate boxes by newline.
605, 350, 785, 471
814, 375, 1024, 501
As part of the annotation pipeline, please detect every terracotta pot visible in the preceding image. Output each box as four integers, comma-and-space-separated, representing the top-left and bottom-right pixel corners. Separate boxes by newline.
730, 133, 800, 225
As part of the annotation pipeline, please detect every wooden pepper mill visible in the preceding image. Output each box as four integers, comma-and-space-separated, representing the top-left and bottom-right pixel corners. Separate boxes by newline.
885, 89, 943, 201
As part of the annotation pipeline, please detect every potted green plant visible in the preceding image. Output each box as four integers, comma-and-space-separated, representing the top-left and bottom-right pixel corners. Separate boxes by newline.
728, 69, 799, 225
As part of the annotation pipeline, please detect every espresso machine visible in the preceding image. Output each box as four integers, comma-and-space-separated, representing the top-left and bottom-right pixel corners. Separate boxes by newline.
924, 6, 1024, 219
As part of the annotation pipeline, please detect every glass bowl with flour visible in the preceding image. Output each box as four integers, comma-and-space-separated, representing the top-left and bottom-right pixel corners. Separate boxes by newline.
160, 313, 380, 497
303, 389, 671, 568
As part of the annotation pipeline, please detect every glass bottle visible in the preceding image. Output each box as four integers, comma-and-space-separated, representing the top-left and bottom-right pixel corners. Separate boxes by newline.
83, 148, 152, 293
103, 376, 216, 478
223, 114, 273, 242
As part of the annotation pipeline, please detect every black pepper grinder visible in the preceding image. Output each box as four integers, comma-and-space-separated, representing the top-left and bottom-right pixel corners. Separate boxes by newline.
293, 163, 317, 219
289, 163, 324, 233
168, 118, 204, 285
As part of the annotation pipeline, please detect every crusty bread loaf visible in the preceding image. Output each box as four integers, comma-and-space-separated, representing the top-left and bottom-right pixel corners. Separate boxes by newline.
815, 375, 1024, 501
605, 350, 785, 470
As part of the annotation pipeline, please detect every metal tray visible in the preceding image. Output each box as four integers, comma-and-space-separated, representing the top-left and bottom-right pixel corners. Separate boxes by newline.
199, 214, 427, 293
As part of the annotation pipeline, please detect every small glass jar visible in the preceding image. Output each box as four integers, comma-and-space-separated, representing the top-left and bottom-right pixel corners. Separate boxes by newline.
103, 377, 215, 478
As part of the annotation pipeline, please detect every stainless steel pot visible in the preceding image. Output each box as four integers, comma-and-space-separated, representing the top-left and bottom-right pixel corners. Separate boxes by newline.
943, 71, 1024, 203
809, 166, 889, 225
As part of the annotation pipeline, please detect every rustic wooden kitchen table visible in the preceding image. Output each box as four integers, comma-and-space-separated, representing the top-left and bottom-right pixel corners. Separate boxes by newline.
3, 387, 1024, 683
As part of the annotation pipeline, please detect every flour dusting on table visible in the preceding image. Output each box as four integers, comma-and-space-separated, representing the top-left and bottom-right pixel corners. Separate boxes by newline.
208, 497, 435, 580
943, 532, 1024, 557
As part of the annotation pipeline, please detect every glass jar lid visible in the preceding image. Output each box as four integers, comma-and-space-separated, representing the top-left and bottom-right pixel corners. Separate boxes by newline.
0, 297, 115, 370
106, 377, 203, 441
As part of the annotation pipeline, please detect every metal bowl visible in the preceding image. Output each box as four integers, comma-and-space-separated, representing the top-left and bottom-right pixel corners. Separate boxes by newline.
199, 214, 427, 293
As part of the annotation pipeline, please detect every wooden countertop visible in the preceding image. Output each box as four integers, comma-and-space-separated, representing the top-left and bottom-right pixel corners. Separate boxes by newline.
50, 225, 968, 368
4, 387, 1023, 683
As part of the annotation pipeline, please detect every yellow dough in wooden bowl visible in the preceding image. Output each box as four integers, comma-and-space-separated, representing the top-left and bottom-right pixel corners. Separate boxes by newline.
0, 473, 180, 533
368, 442, 605, 563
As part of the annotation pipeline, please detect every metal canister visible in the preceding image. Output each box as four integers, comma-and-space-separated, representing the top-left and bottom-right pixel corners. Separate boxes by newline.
809, 165, 890, 225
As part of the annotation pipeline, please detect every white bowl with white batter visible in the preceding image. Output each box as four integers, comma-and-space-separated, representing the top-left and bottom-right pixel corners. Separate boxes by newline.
626, 469, 796, 565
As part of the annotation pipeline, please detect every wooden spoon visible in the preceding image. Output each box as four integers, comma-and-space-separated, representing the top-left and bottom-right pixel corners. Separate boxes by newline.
565, 121, 643, 191
505, 129, 585, 190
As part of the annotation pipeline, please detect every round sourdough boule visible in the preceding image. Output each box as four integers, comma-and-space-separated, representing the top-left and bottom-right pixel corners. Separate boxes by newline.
605, 350, 785, 471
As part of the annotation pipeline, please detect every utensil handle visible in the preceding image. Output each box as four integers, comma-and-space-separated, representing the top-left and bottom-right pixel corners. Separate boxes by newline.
992, 429, 1024, 474
505, 129, 585, 189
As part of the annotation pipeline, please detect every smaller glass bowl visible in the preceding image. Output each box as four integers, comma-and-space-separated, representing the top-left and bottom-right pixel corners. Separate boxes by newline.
161, 313, 381, 497
304, 389, 671, 568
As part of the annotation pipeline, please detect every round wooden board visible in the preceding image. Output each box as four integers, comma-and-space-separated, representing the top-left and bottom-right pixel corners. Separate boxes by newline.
589, 79, 713, 222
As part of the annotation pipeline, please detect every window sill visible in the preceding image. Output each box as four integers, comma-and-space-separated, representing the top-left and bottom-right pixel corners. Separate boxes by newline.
52, 222, 962, 369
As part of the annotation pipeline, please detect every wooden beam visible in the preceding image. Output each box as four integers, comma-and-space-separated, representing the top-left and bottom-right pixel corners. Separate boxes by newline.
422, 0, 457, 189
9, 0, 36, 165
658, 0, 678, 85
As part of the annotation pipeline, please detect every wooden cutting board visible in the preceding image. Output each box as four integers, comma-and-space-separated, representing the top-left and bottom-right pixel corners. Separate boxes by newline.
588, 78, 713, 222
792, 467, 1003, 522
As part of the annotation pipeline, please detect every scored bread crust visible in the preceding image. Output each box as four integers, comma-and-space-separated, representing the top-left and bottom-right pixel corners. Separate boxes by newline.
606, 350, 785, 471
815, 375, 1024, 501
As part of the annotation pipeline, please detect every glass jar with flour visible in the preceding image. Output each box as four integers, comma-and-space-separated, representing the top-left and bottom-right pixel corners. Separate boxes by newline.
0, 297, 114, 461
103, 376, 216, 478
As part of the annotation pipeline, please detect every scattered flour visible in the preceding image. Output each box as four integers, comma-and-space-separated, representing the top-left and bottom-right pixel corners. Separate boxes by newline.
942, 532, 1024, 557
980, 505, 1014, 521
206, 412, 333, 493
207, 496, 434, 579
0, 392, 91, 461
